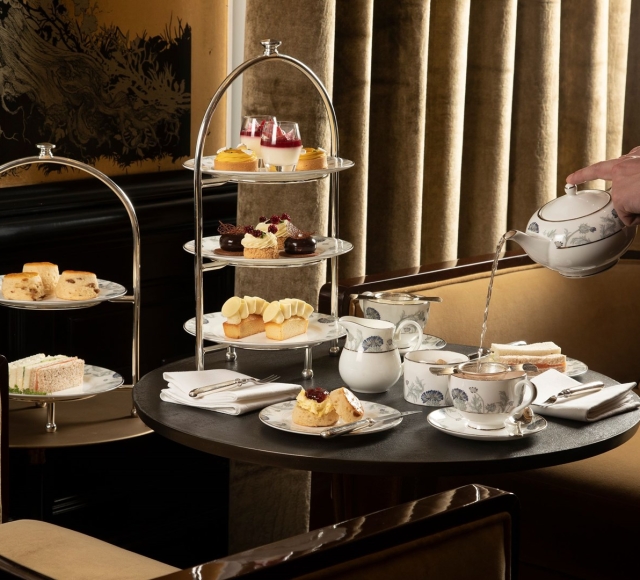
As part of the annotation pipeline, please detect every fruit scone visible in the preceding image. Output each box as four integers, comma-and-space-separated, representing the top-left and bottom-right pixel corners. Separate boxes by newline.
292, 386, 364, 427
262, 298, 314, 340
221, 295, 269, 339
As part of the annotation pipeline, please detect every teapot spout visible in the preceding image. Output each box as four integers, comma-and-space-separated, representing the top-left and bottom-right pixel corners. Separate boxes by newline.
505, 229, 552, 266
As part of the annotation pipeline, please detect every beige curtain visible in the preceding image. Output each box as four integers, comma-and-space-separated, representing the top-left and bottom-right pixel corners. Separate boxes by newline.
230, 0, 639, 551
239, 0, 637, 296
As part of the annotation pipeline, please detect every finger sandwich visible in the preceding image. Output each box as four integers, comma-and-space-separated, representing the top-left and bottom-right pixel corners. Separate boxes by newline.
490, 341, 566, 373
9, 354, 85, 394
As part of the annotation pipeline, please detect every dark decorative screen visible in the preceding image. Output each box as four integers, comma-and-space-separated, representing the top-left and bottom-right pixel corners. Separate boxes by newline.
0, 0, 191, 169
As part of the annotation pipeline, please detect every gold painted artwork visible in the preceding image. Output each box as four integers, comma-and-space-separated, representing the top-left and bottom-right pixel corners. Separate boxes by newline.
0, 0, 227, 186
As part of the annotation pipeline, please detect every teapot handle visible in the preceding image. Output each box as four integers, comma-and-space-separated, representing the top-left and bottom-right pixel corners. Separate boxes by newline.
393, 319, 423, 352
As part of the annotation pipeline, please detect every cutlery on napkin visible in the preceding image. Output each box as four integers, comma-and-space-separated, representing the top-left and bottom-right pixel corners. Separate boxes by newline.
531, 369, 638, 422
160, 369, 300, 415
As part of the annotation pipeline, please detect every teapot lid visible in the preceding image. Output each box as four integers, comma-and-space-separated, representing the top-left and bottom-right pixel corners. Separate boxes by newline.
538, 184, 611, 221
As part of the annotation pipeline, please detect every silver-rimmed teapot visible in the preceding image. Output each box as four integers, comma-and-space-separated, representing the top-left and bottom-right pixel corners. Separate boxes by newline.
506, 184, 636, 277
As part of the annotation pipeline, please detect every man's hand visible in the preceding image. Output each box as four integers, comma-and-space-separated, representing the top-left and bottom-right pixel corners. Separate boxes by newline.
566, 146, 640, 226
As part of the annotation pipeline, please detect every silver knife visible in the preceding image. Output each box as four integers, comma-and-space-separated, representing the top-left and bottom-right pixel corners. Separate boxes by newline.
321, 410, 422, 438
189, 379, 240, 397
538, 380, 605, 406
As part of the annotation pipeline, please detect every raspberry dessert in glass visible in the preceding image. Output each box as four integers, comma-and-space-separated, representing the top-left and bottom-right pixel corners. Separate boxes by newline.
240, 115, 274, 162
261, 120, 302, 171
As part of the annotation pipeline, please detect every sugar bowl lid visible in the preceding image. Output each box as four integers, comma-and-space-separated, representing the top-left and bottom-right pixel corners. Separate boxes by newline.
538, 184, 613, 222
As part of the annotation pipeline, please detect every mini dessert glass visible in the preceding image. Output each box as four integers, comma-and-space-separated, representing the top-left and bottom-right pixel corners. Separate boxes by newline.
261, 120, 302, 172
240, 115, 275, 163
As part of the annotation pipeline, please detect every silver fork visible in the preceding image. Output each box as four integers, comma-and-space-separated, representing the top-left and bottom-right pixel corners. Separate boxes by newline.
189, 374, 280, 397
537, 381, 604, 407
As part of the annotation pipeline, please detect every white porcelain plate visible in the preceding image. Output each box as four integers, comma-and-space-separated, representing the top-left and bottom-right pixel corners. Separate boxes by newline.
183, 235, 353, 267
0, 277, 127, 310
398, 334, 447, 356
183, 156, 354, 183
260, 400, 403, 436
427, 407, 547, 441
184, 312, 345, 349
8, 365, 124, 402
565, 357, 588, 377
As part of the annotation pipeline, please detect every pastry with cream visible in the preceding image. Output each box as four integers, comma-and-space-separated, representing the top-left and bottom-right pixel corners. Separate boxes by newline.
256, 213, 291, 250
221, 296, 269, 339
263, 298, 314, 340
284, 222, 317, 255
218, 221, 250, 253
55, 271, 100, 300
214, 146, 258, 172
23, 262, 59, 295
241, 228, 279, 259
490, 341, 567, 373
296, 147, 328, 171
2, 272, 46, 301
292, 387, 339, 427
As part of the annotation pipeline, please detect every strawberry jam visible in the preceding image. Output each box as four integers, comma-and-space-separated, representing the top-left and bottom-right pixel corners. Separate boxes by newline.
305, 387, 329, 402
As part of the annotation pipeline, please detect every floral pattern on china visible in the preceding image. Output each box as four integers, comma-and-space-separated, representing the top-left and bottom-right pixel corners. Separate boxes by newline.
450, 387, 515, 414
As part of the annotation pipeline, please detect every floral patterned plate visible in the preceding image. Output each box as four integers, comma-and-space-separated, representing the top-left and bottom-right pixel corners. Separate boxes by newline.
427, 407, 547, 441
183, 235, 353, 267
565, 358, 588, 377
184, 312, 345, 349
183, 155, 354, 183
398, 334, 447, 355
8, 365, 124, 402
259, 400, 404, 436
0, 277, 127, 310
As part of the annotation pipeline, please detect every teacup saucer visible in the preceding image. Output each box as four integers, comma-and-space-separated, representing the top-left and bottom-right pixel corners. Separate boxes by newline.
398, 334, 446, 355
427, 407, 547, 441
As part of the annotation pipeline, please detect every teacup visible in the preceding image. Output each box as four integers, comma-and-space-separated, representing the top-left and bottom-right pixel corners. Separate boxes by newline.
358, 292, 437, 350
448, 361, 537, 430
403, 350, 469, 406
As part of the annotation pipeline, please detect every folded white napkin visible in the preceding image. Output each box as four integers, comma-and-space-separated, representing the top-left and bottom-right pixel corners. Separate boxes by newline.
160, 369, 301, 416
531, 369, 639, 422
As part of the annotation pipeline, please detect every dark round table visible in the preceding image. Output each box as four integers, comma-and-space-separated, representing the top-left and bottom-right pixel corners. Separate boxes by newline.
133, 343, 640, 478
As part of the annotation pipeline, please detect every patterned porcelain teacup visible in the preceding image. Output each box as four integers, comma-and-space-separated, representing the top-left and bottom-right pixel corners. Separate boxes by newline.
403, 350, 469, 407
358, 292, 437, 350
449, 362, 537, 430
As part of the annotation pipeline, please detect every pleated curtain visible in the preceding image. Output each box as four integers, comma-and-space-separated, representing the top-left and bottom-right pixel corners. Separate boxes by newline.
236, 0, 639, 302
228, 0, 639, 552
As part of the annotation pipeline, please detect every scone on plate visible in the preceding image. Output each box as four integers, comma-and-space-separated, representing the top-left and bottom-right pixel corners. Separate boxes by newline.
2, 272, 45, 301
55, 271, 100, 300
292, 387, 339, 427
263, 298, 313, 340
23, 262, 59, 295
330, 387, 365, 423
221, 295, 268, 339
241, 229, 279, 260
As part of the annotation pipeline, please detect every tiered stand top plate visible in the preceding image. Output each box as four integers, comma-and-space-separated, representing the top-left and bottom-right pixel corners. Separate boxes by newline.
0, 278, 127, 310
183, 156, 353, 183
184, 235, 353, 267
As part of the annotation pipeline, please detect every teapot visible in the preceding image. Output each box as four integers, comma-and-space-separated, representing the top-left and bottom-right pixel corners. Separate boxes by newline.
338, 316, 423, 393
506, 184, 636, 277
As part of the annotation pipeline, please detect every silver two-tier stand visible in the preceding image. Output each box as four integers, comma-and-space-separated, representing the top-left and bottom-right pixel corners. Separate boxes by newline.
190, 40, 348, 376
0, 143, 141, 431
